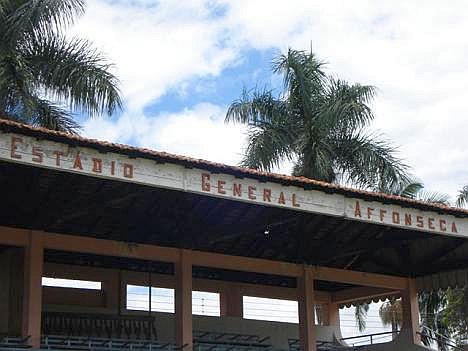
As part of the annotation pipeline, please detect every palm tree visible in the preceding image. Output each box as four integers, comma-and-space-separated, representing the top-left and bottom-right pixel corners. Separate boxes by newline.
0, 0, 122, 133
456, 185, 468, 208
355, 303, 370, 332
381, 177, 450, 205
379, 300, 402, 340
419, 290, 451, 351
225, 49, 409, 190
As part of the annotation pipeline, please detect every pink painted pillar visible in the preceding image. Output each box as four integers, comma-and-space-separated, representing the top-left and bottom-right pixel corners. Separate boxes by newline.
220, 287, 243, 318
298, 267, 316, 351
175, 250, 193, 350
22, 231, 44, 348
401, 278, 421, 345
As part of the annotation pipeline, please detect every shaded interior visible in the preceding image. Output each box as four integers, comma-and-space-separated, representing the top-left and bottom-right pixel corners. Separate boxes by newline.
1, 160, 468, 293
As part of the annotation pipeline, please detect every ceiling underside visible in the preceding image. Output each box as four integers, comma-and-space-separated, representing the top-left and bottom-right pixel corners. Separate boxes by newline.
1, 161, 467, 292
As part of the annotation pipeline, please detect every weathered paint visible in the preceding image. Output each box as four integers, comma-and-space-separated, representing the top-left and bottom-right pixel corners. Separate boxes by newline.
1, 132, 467, 238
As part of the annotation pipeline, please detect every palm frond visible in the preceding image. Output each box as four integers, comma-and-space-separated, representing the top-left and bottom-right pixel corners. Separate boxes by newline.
355, 303, 370, 332
379, 300, 402, 329
4, 0, 85, 44
24, 33, 122, 116
241, 115, 297, 171
272, 49, 325, 116
225, 88, 289, 125
0, 52, 36, 104
419, 290, 451, 351
30, 98, 81, 133
334, 131, 409, 190
379, 177, 450, 205
456, 185, 468, 208
294, 136, 335, 182
394, 179, 424, 198
417, 190, 451, 206
10, 94, 80, 133
321, 78, 376, 131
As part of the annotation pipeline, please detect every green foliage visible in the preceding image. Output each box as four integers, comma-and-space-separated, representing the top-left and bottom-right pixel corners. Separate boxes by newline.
456, 185, 468, 208
226, 49, 409, 190
443, 288, 468, 347
419, 290, 455, 351
417, 289, 468, 350
354, 303, 370, 332
379, 299, 402, 335
0, 0, 123, 133
381, 177, 451, 206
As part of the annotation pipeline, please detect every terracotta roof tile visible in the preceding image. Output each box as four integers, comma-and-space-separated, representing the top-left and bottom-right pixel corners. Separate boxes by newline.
1, 118, 467, 217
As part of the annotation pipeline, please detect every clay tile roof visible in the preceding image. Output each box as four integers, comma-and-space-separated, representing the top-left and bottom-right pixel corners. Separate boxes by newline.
1, 118, 467, 217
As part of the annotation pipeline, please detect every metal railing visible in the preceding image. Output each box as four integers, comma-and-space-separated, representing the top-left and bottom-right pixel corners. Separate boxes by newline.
0, 335, 31, 349
41, 335, 181, 351
340, 330, 398, 346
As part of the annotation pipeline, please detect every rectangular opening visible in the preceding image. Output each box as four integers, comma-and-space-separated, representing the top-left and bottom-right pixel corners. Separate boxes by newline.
192, 291, 220, 316
126, 285, 220, 316
243, 296, 298, 323
42, 277, 102, 290
126, 285, 175, 313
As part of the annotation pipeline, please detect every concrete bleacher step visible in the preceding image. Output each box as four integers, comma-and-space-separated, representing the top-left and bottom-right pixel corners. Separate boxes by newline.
41, 335, 177, 351
0, 336, 31, 349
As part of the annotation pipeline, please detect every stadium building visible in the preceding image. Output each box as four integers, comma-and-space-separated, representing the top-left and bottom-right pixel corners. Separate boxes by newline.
0, 119, 467, 351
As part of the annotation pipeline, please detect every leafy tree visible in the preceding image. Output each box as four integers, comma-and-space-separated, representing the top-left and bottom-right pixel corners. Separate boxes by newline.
225, 49, 409, 190
0, 0, 122, 133
443, 288, 468, 347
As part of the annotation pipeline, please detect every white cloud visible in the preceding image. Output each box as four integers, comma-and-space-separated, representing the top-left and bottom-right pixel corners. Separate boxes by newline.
77, 0, 468, 199
84, 103, 247, 166
71, 0, 239, 112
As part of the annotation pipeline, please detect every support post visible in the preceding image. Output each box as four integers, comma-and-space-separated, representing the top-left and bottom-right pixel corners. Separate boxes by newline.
298, 267, 316, 351
320, 302, 340, 327
175, 250, 192, 350
220, 287, 243, 318
327, 302, 340, 327
401, 278, 420, 345
22, 231, 44, 348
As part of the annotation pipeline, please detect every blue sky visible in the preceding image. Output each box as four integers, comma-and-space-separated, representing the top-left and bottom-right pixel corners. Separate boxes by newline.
72, 0, 468, 202
143, 48, 279, 116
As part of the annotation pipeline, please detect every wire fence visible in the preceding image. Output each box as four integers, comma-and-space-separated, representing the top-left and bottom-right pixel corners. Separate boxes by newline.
126, 285, 221, 316
126, 284, 400, 346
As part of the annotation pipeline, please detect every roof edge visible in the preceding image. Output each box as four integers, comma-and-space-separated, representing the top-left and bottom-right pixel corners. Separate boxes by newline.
1, 118, 466, 218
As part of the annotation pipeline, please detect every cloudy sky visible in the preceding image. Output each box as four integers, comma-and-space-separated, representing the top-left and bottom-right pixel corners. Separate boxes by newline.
72, 0, 468, 201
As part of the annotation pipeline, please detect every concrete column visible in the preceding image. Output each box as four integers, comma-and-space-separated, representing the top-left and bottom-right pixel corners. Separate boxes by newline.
320, 302, 340, 327
327, 303, 340, 327
175, 250, 192, 350
401, 278, 420, 345
298, 267, 316, 351
22, 231, 44, 348
220, 286, 243, 318
105, 270, 120, 314
0, 249, 12, 334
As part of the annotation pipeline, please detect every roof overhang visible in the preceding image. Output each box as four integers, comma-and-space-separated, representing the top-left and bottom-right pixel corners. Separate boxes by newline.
0, 120, 468, 293
1, 128, 467, 238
